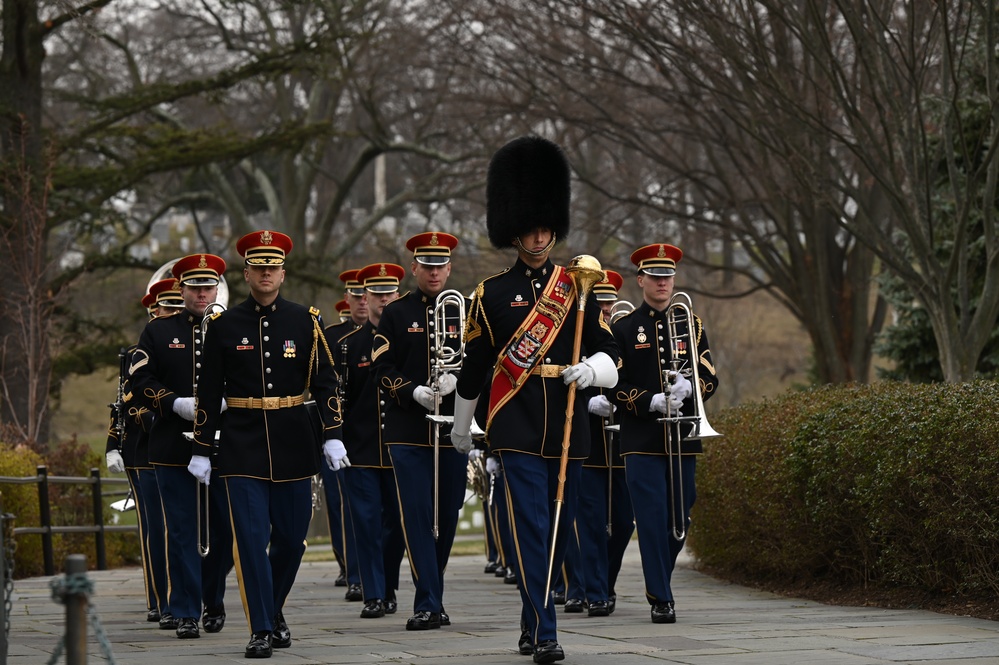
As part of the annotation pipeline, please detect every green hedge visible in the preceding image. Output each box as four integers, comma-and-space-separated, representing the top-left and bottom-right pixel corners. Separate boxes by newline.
690, 381, 999, 596
1, 439, 141, 578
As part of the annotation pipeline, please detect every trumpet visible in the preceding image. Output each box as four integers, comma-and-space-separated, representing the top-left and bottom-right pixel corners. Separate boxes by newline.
658, 292, 720, 541
425, 289, 466, 540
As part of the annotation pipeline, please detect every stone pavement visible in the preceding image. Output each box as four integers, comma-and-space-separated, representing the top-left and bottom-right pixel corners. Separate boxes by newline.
7, 546, 999, 664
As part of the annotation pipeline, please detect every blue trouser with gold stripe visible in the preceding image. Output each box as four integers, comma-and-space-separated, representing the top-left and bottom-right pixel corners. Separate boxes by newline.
389, 443, 467, 614
625, 454, 696, 605
500, 451, 581, 646
570, 466, 634, 603
128, 467, 167, 614
340, 466, 405, 603
225, 476, 312, 634
201, 476, 233, 612
320, 464, 360, 585
154, 465, 202, 620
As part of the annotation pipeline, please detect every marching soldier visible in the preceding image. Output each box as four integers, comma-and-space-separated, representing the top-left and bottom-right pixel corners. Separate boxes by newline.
565, 269, 635, 616
322, 268, 368, 593
334, 299, 351, 323
130, 254, 227, 639
451, 136, 620, 664
336, 262, 407, 620
191, 231, 347, 658
371, 231, 466, 630
105, 313, 165, 624
609, 243, 719, 624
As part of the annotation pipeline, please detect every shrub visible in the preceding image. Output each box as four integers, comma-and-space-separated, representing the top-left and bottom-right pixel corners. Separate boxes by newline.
690, 381, 999, 597
0, 437, 140, 578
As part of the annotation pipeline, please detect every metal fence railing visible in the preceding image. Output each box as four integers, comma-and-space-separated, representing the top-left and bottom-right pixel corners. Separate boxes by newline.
0, 465, 136, 576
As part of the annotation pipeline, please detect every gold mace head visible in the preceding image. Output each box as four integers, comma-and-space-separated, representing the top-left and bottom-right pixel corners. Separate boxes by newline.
566, 255, 606, 298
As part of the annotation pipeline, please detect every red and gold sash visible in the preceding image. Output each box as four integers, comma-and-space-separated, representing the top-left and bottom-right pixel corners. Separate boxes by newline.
487, 266, 575, 428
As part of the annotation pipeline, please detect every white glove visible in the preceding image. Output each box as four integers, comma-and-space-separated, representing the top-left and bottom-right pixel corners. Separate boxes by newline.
650, 392, 670, 414
187, 455, 212, 485
468, 448, 483, 462
106, 450, 125, 474
668, 372, 693, 402
587, 394, 615, 418
486, 457, 500, 475
323, 439, 351, 471
561, 362, 596, 389
413, 385, 436, 411
436, 373, 457, 396
668, 393, 684, 412
450, 394, 478, 454
172, 397, 196, 421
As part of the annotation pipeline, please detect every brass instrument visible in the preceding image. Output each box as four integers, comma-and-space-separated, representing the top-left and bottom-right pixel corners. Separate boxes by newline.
194, 300, 227, 558
425, 289, 466, 540
657, 292, 720, 541
608, 299, 635, 324
544, 255, 605, 607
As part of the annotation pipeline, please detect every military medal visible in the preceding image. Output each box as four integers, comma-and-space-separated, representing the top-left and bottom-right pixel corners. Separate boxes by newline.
283, 340, 297, 358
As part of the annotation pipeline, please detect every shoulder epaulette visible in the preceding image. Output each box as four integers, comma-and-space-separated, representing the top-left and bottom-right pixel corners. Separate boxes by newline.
310, 306, 321, 317
210, 310, 223, 321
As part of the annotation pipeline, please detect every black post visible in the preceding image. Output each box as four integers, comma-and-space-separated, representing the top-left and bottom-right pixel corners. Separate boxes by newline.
64, 554, 88, 665
89, 469, 107, 571
37, 465, 54, 576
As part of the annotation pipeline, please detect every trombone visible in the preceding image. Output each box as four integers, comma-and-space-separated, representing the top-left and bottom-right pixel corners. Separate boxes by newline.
425, 289, 466, 540
193, 300, 227, 558
657, 292, 720, 541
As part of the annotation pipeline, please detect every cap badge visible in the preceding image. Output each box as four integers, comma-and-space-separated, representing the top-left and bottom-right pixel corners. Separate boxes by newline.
657, 245, 666, 258
430, 232, 439, 246
198, 255, 208, 268
260, 230, 273, 245
378, 264, 387, 277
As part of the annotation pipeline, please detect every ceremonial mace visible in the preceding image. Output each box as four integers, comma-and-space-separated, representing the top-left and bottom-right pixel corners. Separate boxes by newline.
544, 255, 605, 607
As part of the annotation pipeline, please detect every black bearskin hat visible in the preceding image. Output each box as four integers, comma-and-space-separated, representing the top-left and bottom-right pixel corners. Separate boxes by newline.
486, 135, 571, 249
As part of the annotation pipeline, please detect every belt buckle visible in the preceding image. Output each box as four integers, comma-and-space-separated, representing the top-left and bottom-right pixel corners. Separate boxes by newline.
262, 397, 279, 410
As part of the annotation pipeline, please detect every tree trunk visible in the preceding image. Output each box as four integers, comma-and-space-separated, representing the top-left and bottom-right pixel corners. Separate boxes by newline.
0, 0, 53, 447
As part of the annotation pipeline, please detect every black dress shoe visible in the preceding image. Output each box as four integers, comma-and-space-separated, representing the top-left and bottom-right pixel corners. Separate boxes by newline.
360, 599, 385, 618
563, 598, 585, 613
494, 565, 507, 578
587, 600, 610, 617
608, 593, 617, 614
244, 631, 273, 658
405, 610, 441, 631
551, 590, 566, 605
532, 639, 565, 664
146, 609, 161, 622
272, 612, 291, 648
504, 569, 518, 584
484, 560, 500, 574
176, 617, 200, 639
440, 607, 450, 626
334, 568, 347, 587
345, 583, 363, 601
651, 601, 676, 624
385, 597, 398, 615
158, 612, 178, 630
518, 624, 533, 655
202, 604, 226, 633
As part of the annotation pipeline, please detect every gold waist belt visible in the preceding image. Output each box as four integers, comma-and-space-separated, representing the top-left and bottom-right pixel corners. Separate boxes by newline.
530, 364, 570, 378
225, 394, 306, 410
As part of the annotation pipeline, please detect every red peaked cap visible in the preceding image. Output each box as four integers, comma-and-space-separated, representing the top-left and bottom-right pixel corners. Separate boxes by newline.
236, 230, 293, 266
357, 262, 405, 293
